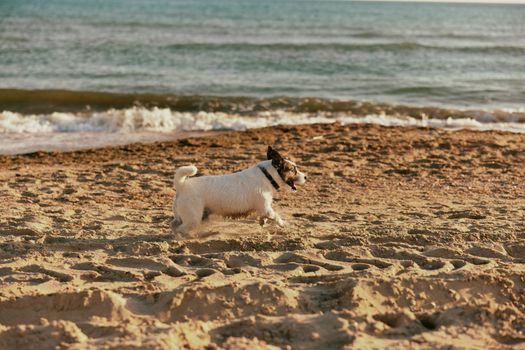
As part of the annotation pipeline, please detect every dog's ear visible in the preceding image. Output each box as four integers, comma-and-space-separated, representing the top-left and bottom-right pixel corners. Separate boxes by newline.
267, 146, 284, 169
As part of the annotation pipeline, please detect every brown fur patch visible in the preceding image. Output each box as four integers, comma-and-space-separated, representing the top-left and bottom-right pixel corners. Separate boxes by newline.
279, 160, 297, 182
267, 146, 300, 189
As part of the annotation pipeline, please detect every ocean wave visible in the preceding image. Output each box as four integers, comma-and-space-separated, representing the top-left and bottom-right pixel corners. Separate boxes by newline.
1, 107, 524, 135
2, 89, 525, 124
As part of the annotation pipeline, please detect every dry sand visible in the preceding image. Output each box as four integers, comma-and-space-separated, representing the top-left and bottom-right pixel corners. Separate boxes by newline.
0, 123, 524, 349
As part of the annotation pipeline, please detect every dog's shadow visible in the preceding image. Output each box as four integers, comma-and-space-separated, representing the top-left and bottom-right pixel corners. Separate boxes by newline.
177, 217, 290, 241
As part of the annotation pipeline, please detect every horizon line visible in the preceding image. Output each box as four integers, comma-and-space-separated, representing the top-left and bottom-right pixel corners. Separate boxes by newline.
352, 0, 525, 4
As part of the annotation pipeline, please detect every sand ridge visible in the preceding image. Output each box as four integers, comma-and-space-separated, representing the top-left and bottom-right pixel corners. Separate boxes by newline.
0, 123, 524, 349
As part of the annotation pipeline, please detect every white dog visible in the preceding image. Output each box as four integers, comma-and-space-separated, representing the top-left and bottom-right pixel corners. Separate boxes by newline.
170, 146, 306, 235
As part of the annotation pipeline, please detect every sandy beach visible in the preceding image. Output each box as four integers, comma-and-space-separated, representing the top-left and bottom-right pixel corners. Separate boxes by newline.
0, 123, 524, 349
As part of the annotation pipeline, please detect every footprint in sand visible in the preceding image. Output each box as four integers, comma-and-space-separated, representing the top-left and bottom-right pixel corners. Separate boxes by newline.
107, 257, 169, 271
107, 257, 187, 279
504, 244, 525, 259
351, 263, 371, 271
418, 260, 446, 271
450, 260, 467, 270
446, 210, 486, 220
274, 252, 344, 271
324, 251, 392, 269
466, 246, 508, 260
195, 268, 219, 278
170, 254, 228, 276
170, 254, 213, 267
224, 253, 263, 268
72, 262, 141, 282
369, 247, 447, 271
20, 265, 73, 282
302, 265, 321, 273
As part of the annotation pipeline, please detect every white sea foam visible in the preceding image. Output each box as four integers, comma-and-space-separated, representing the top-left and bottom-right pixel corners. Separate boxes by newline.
1, 107, 524, 154
2, 107, 525, 134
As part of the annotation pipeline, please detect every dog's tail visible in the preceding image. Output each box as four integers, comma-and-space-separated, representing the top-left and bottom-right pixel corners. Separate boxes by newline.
173, 165, 198, 189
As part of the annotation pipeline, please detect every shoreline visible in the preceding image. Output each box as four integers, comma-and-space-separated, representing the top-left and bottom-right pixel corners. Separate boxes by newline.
0, 130, 223, 156
0, 123, 524, 348
2, 108, 525, 156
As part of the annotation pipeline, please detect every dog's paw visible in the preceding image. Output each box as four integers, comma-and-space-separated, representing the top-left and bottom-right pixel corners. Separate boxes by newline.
170, 217, 182, 232
170, 232, 184, 240
170, 229, 193, 241
276, 219, 286, 227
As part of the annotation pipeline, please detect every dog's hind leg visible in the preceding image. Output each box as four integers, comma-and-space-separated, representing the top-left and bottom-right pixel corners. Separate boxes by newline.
174, 216, 201, 235
174, 202, 204, 235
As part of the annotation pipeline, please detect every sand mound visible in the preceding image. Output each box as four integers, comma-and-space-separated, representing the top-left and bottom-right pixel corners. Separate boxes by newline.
0, 290, 129, 326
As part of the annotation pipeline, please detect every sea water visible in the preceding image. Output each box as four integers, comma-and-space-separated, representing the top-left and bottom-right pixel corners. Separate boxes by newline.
1, 0, 524, 153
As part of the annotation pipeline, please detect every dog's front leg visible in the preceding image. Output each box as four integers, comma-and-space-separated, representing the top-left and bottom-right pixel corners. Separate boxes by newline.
259, 212, 284, 227
258, 214, 284, 227
273, 211, 285, 227
258, 197, 285, 227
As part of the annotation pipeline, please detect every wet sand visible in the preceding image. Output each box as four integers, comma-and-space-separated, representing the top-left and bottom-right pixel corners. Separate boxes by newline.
0, 123, 524, 349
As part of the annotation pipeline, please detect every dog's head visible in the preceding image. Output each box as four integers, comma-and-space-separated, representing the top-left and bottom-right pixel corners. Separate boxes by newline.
267, 146, 306, 191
